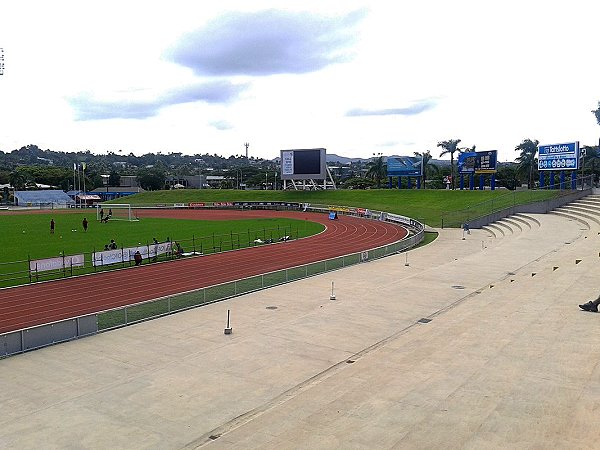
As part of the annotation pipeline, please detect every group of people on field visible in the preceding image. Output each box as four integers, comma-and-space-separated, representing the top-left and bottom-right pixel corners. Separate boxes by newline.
103, 239, 118, 251
50, 217, 90, 233
99, 208, 112, 223
50, 209, 115, 234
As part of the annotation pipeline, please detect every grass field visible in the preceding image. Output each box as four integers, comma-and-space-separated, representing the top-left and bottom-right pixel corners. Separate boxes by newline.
107, 189, 561, 227
1, 212, 323, 262
0, 211, 324, 287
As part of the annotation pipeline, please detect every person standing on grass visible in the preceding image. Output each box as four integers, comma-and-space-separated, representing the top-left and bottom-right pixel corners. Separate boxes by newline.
82, 217, 88, 232
50, 218, 55, 234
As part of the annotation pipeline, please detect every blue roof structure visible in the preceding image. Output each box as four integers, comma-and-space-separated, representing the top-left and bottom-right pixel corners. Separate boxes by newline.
14, 190, 75, 206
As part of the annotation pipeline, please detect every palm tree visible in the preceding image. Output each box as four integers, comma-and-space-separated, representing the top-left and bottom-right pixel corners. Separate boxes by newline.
8, 171, 26, 191
437, 139, 461, 189
366, 156, 387, 188
460, 144, 476, 153
515, 138, 539, 189
413, 150, 438, 189
592, 101, 600, 126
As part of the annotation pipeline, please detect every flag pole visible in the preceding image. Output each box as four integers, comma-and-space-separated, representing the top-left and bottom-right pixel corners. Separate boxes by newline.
77, 163, 81, 208
82, 162, 86, 208
73, 163, 76, 206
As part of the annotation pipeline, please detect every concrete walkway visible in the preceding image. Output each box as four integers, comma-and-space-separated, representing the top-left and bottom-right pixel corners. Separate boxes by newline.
2, 211, 600, 449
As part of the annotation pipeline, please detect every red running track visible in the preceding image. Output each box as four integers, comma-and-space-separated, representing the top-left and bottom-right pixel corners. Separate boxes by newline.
0, 209, 408, 334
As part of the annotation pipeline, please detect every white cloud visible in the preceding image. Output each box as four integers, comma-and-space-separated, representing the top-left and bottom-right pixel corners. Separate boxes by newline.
166, 9, 365, 76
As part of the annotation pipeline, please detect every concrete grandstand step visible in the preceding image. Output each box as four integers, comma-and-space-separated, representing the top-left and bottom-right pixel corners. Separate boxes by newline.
507, 214, 533, 230
480, 225, 497, 238
574, 196, 600, 209
499, 217, 523, 233
555, 205, 600, 229
484, 223, 505, 237
558, 206, 600, 226
514, 213, 541, 227
549, 210, 592, 230
495, 220, 515, 235
566, 203, 600, 216
580, 194, 600, 201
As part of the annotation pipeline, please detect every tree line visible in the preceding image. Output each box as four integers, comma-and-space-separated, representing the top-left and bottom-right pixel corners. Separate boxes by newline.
1, 102, 599, 192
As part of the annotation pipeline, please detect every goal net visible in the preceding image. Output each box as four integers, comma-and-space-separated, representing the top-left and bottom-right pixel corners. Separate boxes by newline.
96, 204, 138, 221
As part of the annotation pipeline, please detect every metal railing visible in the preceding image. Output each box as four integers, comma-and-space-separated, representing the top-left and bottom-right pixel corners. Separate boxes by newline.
96, 234, 421, 332
440, 176, 595, 228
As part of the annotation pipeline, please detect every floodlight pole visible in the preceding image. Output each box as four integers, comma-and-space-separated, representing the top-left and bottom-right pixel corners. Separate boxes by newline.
236, 169, 242, 190
77, 164, 81, 208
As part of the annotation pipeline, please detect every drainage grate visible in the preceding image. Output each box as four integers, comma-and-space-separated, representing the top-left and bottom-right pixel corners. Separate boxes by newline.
209, 434, 221, 440
346, 360, 355, 364
265, 306, 278, 310
418, 318, 432, 324
451, 285, 465, 290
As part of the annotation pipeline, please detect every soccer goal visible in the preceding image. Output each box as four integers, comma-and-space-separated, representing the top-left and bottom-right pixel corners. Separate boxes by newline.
96, 204, 138, 221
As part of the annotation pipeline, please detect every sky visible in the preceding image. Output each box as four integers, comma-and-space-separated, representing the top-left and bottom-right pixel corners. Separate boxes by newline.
1, 0, 599, 163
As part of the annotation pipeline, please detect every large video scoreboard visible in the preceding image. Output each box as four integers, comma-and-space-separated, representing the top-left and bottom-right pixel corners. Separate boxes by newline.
280, 148, 327, 180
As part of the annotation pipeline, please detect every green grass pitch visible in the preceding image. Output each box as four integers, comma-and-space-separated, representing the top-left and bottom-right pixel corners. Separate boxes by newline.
1, 212, 324, 262
0, 211, 324, 287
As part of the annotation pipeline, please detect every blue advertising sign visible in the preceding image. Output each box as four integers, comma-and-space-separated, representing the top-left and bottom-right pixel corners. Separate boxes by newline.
458, 151, 497, 174
537, 141, 579, 171
458, 152, 477, 174
476, 150, 497, 174
387, 156, 423, 177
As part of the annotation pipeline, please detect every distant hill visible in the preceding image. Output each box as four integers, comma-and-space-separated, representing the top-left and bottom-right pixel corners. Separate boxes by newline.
326, 153, 451, 166
325, 154, 369, 164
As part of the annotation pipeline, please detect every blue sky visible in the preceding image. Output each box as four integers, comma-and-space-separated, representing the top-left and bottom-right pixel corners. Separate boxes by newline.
0, 1, 599, 162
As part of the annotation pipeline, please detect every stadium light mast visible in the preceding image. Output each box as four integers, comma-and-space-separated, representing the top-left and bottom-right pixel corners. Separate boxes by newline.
101, 174, 109, 195
236, 169, 242, 190
244, 142, 249, 159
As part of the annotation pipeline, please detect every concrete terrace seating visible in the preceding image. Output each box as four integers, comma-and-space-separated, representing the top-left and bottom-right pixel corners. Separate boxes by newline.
481, 213, 540, 239
483, 196, 599, 240
552, 194, 600, 230
499, 217, 523, 232
4, 201, 600, 447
